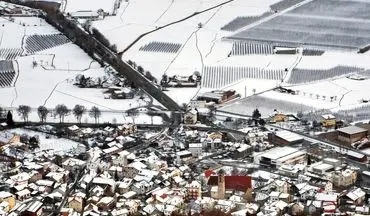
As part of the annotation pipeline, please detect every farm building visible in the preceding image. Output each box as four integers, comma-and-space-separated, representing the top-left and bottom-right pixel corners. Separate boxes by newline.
197, 90, 238, 104
321, 114, 336, 128
337, 126, 368, 144
346, 151, 367, 163
268, 131, 303, 145
270, 113, 287, 123
254, 146, 306, 168
183, 109, 197, 124
70, 11, 100, 19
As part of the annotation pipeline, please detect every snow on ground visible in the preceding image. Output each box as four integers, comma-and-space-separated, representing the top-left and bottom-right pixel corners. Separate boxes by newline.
8, 128, 79, 152
46, 82, 148, 110
165, 87, 201, 106
64, 0, 117, 14
0, 17, 150, 118
12, 108, 163, 125
296, 51, 370, 70
262, 91, 338, 110
94, 0, 286, 81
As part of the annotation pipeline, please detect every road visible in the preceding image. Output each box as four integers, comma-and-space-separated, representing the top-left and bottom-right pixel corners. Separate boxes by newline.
6, 0, 183, 114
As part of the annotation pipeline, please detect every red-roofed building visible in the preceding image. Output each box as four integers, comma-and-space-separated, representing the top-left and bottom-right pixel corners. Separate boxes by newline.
208, 175, 252, 198
204, 169, 216, 178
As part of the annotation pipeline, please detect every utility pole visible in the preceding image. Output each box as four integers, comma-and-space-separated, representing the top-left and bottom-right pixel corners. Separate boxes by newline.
244, 86, 247, 98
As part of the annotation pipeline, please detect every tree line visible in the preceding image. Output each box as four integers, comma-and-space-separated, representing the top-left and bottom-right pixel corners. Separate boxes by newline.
15, 104, 102, 124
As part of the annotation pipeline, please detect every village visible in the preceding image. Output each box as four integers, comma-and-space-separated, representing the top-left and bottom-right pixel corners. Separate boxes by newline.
1, 0, 370, 215
0, 103, 370, 216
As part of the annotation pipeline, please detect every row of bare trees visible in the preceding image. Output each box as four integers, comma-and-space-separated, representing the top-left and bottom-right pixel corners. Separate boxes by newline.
16, 104, 101, 123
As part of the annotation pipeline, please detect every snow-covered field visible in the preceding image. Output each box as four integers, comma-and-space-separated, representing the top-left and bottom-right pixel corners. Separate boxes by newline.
2, 0, 370, 116
8, 128, 79, 152
0, 16, 160, 124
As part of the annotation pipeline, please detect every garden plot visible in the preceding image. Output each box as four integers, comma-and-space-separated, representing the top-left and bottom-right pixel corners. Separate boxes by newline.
287, 66, 362, 84
202, 66, 285, 89
139, 42, 182, 54
0, 60, 16, 88
25, 34, 70, 54
229, 0, 370, 51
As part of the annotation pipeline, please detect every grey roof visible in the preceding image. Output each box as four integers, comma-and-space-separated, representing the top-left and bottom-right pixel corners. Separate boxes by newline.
337, 126, 367, 135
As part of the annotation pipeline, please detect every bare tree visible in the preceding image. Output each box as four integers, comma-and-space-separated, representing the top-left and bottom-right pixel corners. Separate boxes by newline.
55, 104, 70, 123
17, 105, 31, 122
89, 106, 101, 123
37, 106, 49, 123
73, 104, 86, 123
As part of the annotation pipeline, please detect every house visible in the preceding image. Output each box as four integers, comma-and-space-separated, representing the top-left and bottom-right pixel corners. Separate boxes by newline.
321, 114, 336, 128
185, 181, 201, 200
188, 143, 203, 157
184, 109, 197, 124
344, 187, 366, 205
92, 177, 116, 194
20, 200, 43, 216
270, 113, 288, 123
234, 144, 252, 158
332, 169, 357, 187
68, 196, 84, 213
118, 124, 137, 135
268, 130, 304, 145
0, 132, 20, 146
254, 146, 306, 169
0, 192, 15, 212
123, 161, 147, 178
15, 189, 31, 201
97, 197, 116, 210
62, 158, 86, 173
337, 126, 368, 144
105, 87, 134, 99
197, 90, 238, 104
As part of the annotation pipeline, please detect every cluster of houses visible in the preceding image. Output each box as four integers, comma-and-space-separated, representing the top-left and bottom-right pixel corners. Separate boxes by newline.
0, 118, 369, 216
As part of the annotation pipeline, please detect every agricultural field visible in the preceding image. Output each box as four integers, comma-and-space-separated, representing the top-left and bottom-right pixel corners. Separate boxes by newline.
230, 0, 370, 51
202, 66, 285, 88
0, 60, 16, 87
220, 12, 273, 32
219, 94, 315, 118
139, 42, 182, 53
287, 66, 362, 84
0, 48, 23, 60
0, 15, 160, 124
230, 42, 274, 56
25, 34, 70, 54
